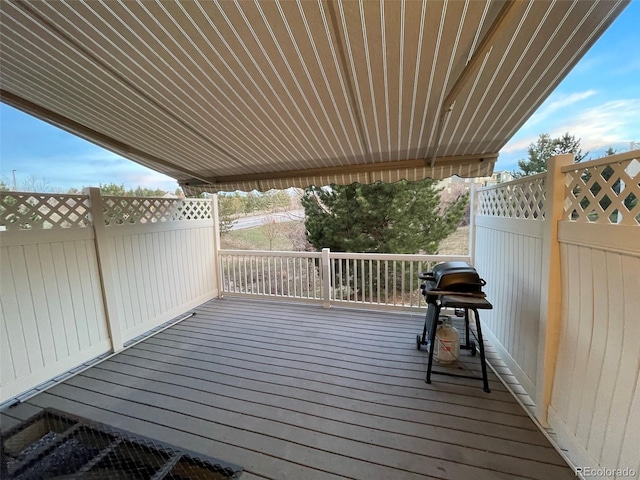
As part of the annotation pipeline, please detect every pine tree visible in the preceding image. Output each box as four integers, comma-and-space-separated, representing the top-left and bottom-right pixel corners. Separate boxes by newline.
301, 180, 467, 254
217, 194, 237, 235
514, 133, 587, 178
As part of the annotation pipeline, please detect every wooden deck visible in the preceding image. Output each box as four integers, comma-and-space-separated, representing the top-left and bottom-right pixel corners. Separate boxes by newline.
1, 297, 573, 479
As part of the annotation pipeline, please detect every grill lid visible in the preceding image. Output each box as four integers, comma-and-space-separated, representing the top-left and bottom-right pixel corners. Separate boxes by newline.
419, 261, 485, 293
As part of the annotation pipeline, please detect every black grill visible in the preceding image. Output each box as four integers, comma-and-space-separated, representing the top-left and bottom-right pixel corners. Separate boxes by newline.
419, 261, 486, 296
1, 409, 243, 479
416, 261, 493, 392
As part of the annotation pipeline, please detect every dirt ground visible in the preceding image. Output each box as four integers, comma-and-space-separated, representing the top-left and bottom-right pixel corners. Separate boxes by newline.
437, 226, 470, 255
222, 223, 470, 255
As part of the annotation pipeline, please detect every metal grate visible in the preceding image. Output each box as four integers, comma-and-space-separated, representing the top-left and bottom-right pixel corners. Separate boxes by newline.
1, 409, 242, 479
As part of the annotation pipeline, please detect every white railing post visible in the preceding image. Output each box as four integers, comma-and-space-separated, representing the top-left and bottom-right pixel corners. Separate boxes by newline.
535, 154, 573, 425
210, 193, 223, 298
85, 187, 123, 352
468, 183, 477, 266
322, 248, 331, 308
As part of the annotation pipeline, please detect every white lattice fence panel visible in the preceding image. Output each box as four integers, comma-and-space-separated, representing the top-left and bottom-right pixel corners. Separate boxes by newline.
102, 197, 211, 225
0, 192, 91, 230
478, 175, 546, 219
564, 156, 640, 225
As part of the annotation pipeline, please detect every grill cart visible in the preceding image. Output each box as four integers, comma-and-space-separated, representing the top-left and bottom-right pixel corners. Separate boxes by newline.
417, 261, 493, 393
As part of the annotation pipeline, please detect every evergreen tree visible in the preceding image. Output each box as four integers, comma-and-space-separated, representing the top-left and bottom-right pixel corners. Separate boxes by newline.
98, 182, 127, 196
514, 133, 587, 178
301, 180, 467, 254
217, 194, 237, 235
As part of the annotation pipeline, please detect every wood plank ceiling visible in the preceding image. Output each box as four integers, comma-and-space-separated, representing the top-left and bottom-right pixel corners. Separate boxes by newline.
0, 0, 628, 193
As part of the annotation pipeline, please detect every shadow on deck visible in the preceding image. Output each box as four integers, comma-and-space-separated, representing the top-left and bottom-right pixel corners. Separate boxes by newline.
0, 297, 573, 479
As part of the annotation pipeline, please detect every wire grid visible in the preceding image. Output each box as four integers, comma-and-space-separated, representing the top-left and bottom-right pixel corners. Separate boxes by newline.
1, 409, 242, 479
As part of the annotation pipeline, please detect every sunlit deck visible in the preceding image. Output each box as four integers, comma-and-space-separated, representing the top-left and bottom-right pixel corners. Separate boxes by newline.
1, 297, 573, 479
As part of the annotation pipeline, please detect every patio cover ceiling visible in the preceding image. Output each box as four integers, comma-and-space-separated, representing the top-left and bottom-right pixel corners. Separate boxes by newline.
0, 0, 628, 194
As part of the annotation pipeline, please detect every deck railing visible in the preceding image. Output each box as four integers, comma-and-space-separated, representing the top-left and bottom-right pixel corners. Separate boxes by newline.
218, 249, 469, 310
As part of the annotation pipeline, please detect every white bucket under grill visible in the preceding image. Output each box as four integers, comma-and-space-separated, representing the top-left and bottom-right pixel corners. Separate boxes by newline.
435, 321, 460, 364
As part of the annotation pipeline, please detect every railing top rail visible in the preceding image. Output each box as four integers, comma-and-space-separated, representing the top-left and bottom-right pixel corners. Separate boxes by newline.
560, 149, 640, 173
220, 249, 322, 258
328, 252, 470, 262
219, 249, 470, 262
219, 250, 470, 263
477, 172, 546, 192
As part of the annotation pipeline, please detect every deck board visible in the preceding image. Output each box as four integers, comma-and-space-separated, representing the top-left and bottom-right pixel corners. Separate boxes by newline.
1, 297, 573, 479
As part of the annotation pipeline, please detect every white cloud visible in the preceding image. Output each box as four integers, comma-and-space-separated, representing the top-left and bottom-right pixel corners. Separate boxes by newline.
2, 144, 180, 192
526, 90, 597, 128
123, 171, 179, 191
497, 97, 640, 171
553, 99, 640, 150
500, 135, 539, 154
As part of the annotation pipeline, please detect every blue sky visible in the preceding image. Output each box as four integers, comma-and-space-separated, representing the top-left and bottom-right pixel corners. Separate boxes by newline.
1, 1, 639, 192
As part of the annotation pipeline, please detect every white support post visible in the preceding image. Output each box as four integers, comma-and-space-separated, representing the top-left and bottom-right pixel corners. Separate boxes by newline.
85, 187, 123, 352
468, 183, 478, 266
210, 193, 222, 297
321, 248, 331, 308
534, 154, 573, 425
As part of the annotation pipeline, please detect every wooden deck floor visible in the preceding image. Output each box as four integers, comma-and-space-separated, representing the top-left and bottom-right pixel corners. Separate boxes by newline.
1, 297, 573, 479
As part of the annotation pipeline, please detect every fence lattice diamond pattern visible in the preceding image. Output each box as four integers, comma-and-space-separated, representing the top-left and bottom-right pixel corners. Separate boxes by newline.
0, 193, 91, 230
478, 176, 546, 219
102, 197, 211, 225
564, 158, 639, 225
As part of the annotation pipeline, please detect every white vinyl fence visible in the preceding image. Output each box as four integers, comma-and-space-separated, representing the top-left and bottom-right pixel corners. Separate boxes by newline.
0, 189, 217, 403
474, 173, 547, 397
549, 151, 640, 478
474, 150, 640, 478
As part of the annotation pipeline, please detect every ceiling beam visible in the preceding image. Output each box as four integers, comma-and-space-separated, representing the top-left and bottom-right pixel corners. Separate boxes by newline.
430, 0, 524, 167
181, 152, 498, 187
442, 0, 524, 112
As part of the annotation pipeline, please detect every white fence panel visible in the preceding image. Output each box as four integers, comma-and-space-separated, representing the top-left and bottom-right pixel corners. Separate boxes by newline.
0, 229, 110, 402
548, 151, 640, 478
102, 197, 217, 343
474, 217, 544, 394
550, 236, 640, 478
475, 173, 547, 396
0, 191, 218, 403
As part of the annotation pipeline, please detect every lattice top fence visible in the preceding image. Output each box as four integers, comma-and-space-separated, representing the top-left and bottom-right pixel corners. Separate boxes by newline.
477, 173, 546, 220
102, 197, 211, 226
0, 192, 91, 231
562, 150, 640, 225
0, 192, 212, 230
